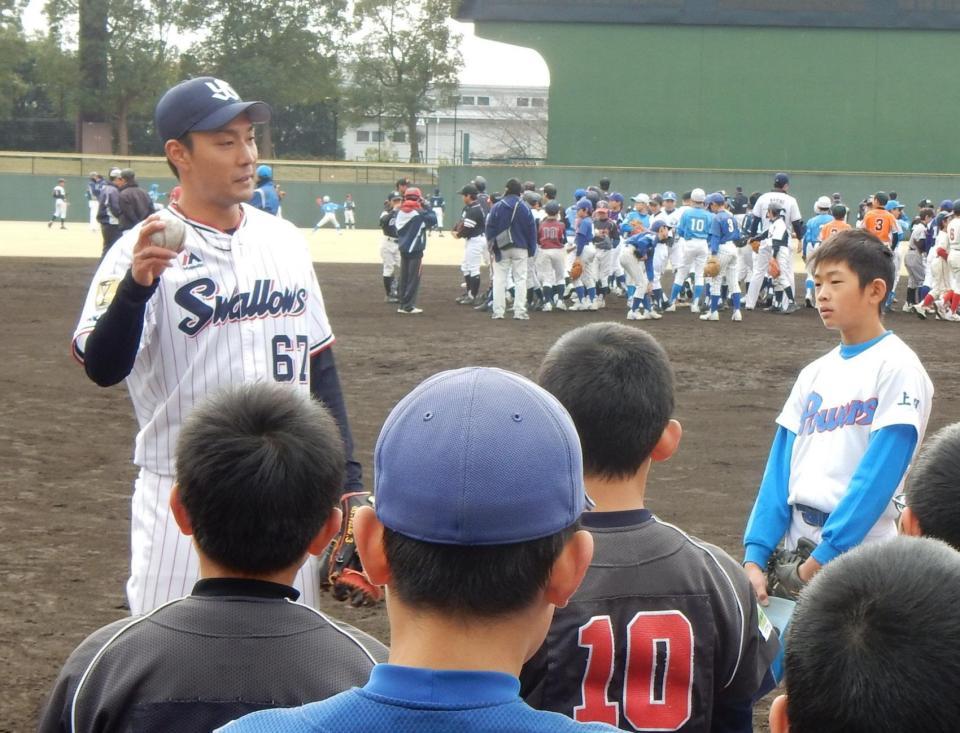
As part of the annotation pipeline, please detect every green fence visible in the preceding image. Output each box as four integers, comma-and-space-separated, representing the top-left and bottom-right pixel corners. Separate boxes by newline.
0, 153, 437, 229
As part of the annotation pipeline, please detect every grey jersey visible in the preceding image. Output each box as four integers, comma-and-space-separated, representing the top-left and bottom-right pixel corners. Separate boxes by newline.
39, 579, 388, 732
521, 509, 778, 732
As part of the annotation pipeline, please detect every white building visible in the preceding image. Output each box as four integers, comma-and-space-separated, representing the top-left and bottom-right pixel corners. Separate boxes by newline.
340, 84, 548, 164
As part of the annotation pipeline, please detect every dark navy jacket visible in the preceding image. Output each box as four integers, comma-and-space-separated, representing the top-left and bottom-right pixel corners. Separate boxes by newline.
486, 194, 537, 261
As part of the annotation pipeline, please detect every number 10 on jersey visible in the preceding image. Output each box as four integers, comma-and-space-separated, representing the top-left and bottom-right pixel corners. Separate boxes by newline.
574, 611, 694, 731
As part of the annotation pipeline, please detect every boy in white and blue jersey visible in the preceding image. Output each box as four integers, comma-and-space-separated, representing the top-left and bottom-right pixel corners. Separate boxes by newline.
802, 197, 833, 261
743, 231, 933, 605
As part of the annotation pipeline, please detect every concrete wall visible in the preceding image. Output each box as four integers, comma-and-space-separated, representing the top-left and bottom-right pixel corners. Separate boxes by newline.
475, 22, 960, 174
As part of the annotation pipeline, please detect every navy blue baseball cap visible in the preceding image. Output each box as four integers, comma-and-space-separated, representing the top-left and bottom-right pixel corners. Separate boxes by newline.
774, 172, 790, 187
662, 191, 677, 201
374, 367, 592, 545
650, 220, 669, 233
155, 77, 271, 142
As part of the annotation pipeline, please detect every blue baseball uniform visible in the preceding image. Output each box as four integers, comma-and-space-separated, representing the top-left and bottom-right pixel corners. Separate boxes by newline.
704, 209, 743, 318
802, 214, 832, 259
622, 232, 658, 319
217, 665, 619, 733
669, 207, 713, 308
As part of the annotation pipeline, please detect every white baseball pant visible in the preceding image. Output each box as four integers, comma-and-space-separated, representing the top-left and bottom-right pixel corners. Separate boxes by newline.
461, 235, 485, 278
746, 244, 773, 308
492, 248, 529, 318
380, 237, 400, 277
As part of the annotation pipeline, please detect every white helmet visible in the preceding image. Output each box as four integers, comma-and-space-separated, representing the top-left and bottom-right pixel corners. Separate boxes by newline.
322, 195, 330, 203
815, 195, 831, 211
691, 188, 706, 203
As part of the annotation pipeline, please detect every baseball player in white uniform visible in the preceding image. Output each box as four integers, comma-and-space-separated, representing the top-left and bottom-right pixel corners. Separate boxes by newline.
71, 77, 363, 615
49, 178, 68, 229
746, 173, 803, 310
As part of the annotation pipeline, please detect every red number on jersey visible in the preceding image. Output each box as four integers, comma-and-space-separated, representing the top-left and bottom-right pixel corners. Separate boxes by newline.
575, 611, 694, 731
574, 616, 619, 726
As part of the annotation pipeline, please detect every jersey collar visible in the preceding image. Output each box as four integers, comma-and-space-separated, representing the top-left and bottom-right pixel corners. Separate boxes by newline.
839, 330, 891, 360
363, 664, 519, 706
191, 577, 300, 601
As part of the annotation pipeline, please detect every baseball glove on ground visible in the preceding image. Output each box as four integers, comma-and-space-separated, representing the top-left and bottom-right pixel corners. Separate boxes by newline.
569, 259, 583, 280
767, 258, 781, 278
320, 491, 382, 607
704, 256, 721, 278
766, 538, 817, 600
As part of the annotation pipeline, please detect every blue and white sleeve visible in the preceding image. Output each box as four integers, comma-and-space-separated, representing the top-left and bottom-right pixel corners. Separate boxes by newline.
812, 423, 917, 565
743, 426, 796, 567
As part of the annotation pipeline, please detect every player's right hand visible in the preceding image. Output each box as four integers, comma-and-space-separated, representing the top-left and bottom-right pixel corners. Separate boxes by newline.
744, 562, 769, 606
131, 216, 178, 287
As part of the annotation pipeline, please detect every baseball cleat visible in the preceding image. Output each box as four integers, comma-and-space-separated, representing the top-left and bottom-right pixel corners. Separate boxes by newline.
554, 300, 567, 311
397, 307, 423, 314
699, 311, 719, 321
664, 302, 677, 313
586, 301, 599, 311
626, 310, 639, 320
491, 314, 505, 320
636, 311, 653, 320
731, 309, 743, 321
690, 303, 700, 314
648, 310, 662, 320
541, 302, 553, 312
513, 313, 530, 320
805, 295, 814, 308
779, 303, 800, 314
902, 302, 914, 313
912, 304, 927, 320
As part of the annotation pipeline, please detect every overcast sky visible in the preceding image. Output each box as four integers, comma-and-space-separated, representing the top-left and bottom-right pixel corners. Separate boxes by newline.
21, 2, 550, 88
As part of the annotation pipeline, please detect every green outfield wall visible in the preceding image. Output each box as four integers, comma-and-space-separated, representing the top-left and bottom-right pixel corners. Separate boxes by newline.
3, 154, 958, 228
0, 154, 436, 230
474, 22, 960, 174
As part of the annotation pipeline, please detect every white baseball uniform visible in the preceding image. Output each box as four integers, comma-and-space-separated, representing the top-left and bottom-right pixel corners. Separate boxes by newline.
72, 204, 333, 614
946, 216, 960, 291
746, 191, 802, 308
53, 184, 67, 219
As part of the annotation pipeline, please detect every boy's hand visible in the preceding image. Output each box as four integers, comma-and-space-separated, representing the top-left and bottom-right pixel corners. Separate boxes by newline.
744, 562, 769, 606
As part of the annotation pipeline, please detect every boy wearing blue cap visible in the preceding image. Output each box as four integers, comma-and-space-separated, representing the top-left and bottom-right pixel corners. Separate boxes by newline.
220, 367, 617, 733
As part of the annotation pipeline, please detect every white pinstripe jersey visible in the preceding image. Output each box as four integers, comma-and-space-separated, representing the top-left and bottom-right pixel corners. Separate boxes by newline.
73, 204, 334, 476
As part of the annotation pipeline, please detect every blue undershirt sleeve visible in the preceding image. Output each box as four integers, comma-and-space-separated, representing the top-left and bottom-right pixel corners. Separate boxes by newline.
812, 423, 917, 565
743, 426, 796, 567
644, 251, 654, 281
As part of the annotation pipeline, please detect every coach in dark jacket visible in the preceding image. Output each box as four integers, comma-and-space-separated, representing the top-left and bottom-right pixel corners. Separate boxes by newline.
486, 178, 537, 321
117, 169, 155, 232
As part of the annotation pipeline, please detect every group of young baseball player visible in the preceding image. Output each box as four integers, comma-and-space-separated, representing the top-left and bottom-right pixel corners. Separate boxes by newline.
375, 171, 960, 325
38, 74, 960, 733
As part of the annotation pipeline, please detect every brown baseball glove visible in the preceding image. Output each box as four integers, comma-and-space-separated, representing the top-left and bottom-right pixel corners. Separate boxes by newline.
319, 492, 382, 607
768, 258, 781, 278
704, 256, 721, 278
569, 259, 583, 280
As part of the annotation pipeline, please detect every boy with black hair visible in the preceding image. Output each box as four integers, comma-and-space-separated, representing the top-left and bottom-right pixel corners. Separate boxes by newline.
40, 383, 387, 733
222, 367, 616, 733
523, 323, 779, 733
898, 422, 960, 550
769, 536, 960, 733
744, 229, 933, 605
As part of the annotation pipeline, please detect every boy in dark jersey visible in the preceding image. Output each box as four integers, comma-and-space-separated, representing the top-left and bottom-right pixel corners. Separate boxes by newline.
523, 323, 779, 733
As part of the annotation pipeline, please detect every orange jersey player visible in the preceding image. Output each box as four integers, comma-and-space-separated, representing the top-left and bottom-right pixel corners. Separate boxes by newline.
860, 192, 900, 247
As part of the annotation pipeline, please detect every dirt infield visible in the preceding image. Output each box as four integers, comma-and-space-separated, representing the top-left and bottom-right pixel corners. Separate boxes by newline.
2, 256, 957, 731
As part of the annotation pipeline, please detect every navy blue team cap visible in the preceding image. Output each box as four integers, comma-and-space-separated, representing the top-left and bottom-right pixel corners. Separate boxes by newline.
650, 220, 669, 232
374, 367, 592, 545
774, 172, 790, 187
155, 77, 271, 142
662, 191, 677, 201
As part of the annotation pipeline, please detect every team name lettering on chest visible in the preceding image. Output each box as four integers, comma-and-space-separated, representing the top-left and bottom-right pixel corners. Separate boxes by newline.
175, 278, 308, 336
798, 391, 878, 436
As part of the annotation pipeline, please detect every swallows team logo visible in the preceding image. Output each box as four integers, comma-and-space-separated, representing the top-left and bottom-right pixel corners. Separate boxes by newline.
174, 278, 308, 336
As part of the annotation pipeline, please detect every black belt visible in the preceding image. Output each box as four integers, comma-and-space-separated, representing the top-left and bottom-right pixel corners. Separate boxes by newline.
795, 503, 830, 527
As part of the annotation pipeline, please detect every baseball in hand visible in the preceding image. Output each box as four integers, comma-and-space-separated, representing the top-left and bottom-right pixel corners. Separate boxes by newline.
149, 209, 187, 252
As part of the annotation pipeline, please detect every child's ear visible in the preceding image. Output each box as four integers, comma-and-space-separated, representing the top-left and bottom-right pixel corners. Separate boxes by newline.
867, 276, 888, 305
650, 419, 682, 463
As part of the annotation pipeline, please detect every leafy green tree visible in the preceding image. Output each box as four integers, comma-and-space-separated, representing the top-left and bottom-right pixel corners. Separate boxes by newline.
47, 0, 184, 152
180, 0, 345, 158
0, 0, 28, 120
344, 0, 461, 163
